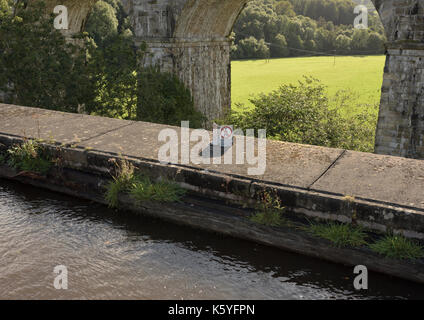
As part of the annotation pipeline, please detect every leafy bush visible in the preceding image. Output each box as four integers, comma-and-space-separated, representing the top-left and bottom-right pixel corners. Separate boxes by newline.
225, 77, 377, 152
136, 66, 206, 128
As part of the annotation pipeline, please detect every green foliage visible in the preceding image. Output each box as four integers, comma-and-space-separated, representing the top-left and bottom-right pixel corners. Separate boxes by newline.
0, 1, 201, 129
7, 140, 51, 174
250, 192, 285, 227
369, 235, 424, 260
136, 67, 206, 128
105, 159, 136, 208
85, 3, 202, 125
233, 37, 270, 59
105, 158, 186, 208
83, 0, 142, 120
307, 222, 368, 248
85, 1, 118, 45
130, 176, 186, 204
225, 77, 377, 152
84, 33, 140, 119
232, 0, 386, 59
0, 1, 93, 111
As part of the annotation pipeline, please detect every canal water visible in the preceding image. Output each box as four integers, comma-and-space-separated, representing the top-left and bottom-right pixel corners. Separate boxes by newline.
1, 179, 423, 300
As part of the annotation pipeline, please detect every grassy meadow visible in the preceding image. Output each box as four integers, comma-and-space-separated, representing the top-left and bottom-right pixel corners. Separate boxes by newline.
231, 55, 385, 116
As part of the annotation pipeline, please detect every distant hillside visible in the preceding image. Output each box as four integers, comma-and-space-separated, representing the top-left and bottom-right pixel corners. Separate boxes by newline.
231, 0, 385, 59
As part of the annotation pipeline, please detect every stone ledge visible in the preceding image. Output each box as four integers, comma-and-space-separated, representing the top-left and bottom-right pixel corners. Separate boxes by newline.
1, 104, 424, 239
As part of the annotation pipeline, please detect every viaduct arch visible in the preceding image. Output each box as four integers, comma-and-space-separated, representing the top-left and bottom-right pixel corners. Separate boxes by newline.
46, 0, 424, 159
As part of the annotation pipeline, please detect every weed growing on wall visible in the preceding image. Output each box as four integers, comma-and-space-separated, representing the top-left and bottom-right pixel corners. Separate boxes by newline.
250, 191, 285, 227
307, 222, 368, 248
105, 159, 136, 208
6, 140, 52, 175
369, 235, 424, 260
105, 158, 186, 208
130, 177, 186, 204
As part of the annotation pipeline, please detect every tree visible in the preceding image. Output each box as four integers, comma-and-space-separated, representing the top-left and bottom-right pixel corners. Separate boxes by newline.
367, 32, 385, 53
275, 0, 295, 17
351, 28, 370, 52
83, 0, 141, 120
335, 34, 351, 52
83, 33, 141, 119
234, 37, 270, 59
85, 1, 118, 46
136, 67, 206, 128
0, 1, 93, 112
231, 0, 386, 59
271, 34, 289, 57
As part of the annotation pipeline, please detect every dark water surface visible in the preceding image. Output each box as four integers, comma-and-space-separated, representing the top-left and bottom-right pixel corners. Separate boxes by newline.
1, 179, 423, 300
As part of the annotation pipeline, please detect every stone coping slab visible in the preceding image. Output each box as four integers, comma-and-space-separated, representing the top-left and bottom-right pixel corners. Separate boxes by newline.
78, 121, 344, 189
312, 151, 424, 209
0, 104, 135, 144
0, 103, 423, 211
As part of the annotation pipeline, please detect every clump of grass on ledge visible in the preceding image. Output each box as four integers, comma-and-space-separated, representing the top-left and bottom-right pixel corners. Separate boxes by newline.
369, 235, 424, 260
105, 159, 135, 208
7, 139, 51, 174
130, 176, 186, 204
105, 159, 186, 208
250, 191, 285, 227
307, 222, 368, 248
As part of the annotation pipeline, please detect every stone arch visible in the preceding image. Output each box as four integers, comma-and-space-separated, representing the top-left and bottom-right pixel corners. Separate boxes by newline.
43, 0, 96, 37
173, 0, 249, 40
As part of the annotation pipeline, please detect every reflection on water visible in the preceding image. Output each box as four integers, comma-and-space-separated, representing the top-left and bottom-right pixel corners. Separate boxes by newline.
0, 179, 423, 300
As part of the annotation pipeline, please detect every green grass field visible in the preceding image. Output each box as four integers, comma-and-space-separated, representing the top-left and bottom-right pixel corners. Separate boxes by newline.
231, 55, 385, 115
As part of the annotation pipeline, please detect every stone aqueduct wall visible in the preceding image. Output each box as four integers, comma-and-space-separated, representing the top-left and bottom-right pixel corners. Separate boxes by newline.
374, 0, 424, 158
46, 0, 424, 159
123, 0, 247, 123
